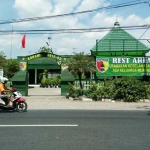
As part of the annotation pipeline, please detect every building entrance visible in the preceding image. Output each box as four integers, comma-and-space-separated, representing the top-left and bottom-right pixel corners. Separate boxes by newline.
28, 69, 61, 85
11, 52, 68, 96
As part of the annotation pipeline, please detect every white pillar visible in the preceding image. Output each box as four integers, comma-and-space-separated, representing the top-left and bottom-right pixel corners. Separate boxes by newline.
35, 69, 37, 84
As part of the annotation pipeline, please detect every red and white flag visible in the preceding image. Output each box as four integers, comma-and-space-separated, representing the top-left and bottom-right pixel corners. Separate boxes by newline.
21, 34, 26, 48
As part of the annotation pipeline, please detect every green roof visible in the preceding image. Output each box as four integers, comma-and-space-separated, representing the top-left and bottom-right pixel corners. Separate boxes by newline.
61, 70, 75, 81
11, 71, 27, 81
91, 27, 149, 56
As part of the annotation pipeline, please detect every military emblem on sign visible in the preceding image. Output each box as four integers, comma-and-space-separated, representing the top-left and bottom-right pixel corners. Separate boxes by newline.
20, 62, 27, 71
96, 58, 109, 73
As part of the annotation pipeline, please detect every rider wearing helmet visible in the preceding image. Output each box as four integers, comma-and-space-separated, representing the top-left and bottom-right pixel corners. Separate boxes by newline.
0, 77, 12, 107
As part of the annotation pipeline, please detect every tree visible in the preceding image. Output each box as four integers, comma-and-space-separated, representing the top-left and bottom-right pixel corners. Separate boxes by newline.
0, 55, 7, 69
5, 59, 19, 78
0, 51, 19, 78
0, 51, 7, 76
38, 46, 53, 53
67, 52, 96, 89
0, 51, 6, 58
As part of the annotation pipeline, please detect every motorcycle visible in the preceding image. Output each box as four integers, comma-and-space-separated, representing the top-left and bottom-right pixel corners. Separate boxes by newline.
0, 89, 27, 112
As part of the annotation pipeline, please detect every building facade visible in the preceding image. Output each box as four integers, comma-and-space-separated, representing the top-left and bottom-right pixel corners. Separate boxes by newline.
11, 22, 150, 96
91, 21, 150, 80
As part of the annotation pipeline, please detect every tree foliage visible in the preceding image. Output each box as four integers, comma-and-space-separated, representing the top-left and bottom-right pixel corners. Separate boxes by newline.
0, 51, 6, 58
5, 59, 19, 78
0, 51, 19, 78
0, 51, 7, 76
0, 55, 7, 69
113, 77, 147, 102
67, 52, 96, 89
87, 77, 148, 102
38, 46, 53, 53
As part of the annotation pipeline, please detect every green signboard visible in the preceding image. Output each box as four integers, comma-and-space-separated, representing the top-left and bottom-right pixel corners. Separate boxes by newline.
96, 56, 150, 76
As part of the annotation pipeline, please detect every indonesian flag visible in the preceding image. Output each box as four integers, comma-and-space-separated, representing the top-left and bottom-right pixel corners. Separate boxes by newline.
21, 34, 26, 48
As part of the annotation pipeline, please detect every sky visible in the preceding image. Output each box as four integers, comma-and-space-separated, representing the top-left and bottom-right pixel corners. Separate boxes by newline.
0, 0, 150, 59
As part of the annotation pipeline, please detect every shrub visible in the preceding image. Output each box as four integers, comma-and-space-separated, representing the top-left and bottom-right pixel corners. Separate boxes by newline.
99, 80, 116, 99
86, 77, 148, 102
144, 82, 150, 99
67, 82, 77, 98
113, 77, 147, 102
86, 83, 99, 100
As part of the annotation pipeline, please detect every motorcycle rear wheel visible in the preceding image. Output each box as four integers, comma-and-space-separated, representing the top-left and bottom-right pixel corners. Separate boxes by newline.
16, 102, 27, 112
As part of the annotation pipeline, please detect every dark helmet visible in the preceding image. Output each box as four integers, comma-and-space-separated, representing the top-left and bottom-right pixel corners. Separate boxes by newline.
13, 88, 17, 92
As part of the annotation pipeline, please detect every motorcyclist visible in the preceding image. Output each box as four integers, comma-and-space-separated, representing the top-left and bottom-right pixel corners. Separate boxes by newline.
0, 77, 12, 107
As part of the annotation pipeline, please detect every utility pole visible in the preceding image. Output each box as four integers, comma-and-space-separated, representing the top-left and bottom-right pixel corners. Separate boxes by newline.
10, 25, 13, 59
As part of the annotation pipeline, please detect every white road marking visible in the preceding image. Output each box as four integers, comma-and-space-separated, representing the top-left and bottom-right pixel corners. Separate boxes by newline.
0, 124, 78, 127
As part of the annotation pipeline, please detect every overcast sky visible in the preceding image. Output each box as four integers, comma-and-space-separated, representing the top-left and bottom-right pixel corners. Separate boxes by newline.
0, 0, 150, 59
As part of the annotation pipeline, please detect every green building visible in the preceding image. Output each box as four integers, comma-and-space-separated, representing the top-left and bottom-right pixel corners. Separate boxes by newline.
91, 21, 150, 80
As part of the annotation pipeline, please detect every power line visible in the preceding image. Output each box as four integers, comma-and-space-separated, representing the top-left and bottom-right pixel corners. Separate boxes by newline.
139, 27, 150, 39
0, 24, 149, 35
0, 24, 149, 32
0, 0, 149, 25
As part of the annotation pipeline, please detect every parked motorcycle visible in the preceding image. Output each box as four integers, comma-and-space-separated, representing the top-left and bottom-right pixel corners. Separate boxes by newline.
0, 89, 27, 112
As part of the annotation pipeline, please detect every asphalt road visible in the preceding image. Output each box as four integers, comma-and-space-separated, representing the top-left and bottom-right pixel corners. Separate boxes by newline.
0, 110, 150, 150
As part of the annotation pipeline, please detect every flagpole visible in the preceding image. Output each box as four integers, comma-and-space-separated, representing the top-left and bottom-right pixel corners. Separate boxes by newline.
10, 25, 13, 59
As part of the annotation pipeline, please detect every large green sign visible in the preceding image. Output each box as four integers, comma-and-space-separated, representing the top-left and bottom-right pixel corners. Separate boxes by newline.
96, 56, 150, 76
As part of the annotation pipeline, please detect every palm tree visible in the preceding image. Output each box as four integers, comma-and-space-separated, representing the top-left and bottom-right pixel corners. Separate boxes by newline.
67, 52, 96, 90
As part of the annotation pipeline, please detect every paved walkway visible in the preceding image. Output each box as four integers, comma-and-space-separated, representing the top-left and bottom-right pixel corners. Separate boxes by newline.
22, 87, 150, 110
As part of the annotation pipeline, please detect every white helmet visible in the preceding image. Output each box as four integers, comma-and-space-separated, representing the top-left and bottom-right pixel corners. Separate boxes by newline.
0, 77, 8, 83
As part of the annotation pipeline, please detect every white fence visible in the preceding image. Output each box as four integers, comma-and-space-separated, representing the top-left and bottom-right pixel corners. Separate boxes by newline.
74, 80, 96, 90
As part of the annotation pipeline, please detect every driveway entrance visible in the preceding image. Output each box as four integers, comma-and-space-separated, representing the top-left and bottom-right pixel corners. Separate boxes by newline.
28, 86, 61, 96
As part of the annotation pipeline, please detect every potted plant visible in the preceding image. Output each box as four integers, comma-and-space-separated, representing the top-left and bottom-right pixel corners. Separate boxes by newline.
45, 78, 49, 88
53, 77, 57, 88
56, 76, 61, 88
48, 78, 53, 88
